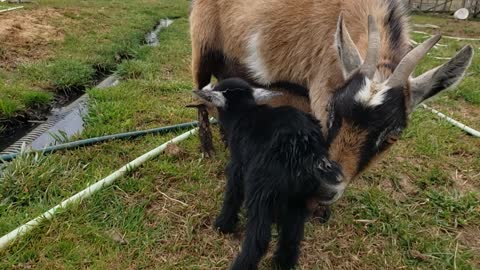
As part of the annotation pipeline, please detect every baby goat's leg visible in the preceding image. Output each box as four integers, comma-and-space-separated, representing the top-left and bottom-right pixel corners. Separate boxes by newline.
215, 162, 244, 233
231, 198, 274, 270
273, 206, 309, 270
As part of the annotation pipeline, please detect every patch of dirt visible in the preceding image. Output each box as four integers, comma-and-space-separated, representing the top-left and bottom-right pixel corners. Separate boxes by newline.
107, 229, 129, 245
440, 101, 480, 134
0, 8, 65, 68
397, 173, 419, 194
457, 225, 480, 255
378, 173, 419, 201
165, 143, 187, 158
449, 168, 478, 193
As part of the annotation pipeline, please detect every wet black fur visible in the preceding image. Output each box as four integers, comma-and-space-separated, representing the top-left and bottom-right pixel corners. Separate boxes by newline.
210, 78, 341, 270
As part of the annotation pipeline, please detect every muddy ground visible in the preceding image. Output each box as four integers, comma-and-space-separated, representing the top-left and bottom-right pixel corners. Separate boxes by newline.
0, 8, 65, 69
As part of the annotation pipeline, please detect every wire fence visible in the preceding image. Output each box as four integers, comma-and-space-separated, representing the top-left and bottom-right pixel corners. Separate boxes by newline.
406, 0, 480, 17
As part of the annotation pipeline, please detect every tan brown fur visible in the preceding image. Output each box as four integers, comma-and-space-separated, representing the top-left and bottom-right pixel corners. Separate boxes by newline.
190, 0, 411, 181
257, 89, 311, 113
190, 0, 410, 112
329, 121, 369, 181
190, 0, 221, 87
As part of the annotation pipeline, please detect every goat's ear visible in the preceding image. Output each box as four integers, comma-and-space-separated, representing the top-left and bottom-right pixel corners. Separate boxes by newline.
192, 90, 226, 108
252, 87, 282, 102
409, 45, 474, 109
334, 14, 363, 79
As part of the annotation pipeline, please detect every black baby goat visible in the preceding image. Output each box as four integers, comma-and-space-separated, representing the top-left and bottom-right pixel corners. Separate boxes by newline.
193, 78, 345, 270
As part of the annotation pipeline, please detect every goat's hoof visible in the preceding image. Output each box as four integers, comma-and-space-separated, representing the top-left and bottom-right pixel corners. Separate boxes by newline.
271, 259, 296, 270
311, 205, 331, 224
214, 218, 236, 234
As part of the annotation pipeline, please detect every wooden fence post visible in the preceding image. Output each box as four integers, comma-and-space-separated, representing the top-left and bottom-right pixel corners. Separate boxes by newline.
474, 0, 480, 17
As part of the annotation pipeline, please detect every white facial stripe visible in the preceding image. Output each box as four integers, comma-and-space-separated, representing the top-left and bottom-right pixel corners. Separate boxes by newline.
354, 77, 372, 104
354, 78, 390, 107
369, 87, 388, 106
246, 32, 272, 85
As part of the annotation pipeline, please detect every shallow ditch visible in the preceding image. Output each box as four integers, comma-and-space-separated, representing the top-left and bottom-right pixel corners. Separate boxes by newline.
0, 19, 174, 154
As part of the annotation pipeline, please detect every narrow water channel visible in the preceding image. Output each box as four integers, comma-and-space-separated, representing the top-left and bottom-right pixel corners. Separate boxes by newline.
0, 19, 174, 154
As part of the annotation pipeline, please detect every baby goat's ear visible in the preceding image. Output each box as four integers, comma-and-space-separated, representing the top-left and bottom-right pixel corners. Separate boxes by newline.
192, 89, 226, 108
252, 87, 282, 102
409, 45, 474, 109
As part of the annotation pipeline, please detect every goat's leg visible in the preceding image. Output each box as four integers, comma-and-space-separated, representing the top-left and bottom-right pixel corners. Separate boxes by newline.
215, 162, 243, 233
230, 200, 273, 270
272, 206, 309, 270
197, 105, 215, 157
192, 45, 215, 157
219, 124, 228, 148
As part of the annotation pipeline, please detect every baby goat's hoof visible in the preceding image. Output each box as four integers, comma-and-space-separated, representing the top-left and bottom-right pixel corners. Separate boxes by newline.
214, 216, 237, 234
311, 205, 332, 224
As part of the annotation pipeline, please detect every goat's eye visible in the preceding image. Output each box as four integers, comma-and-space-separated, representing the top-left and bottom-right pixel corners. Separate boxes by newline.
376, 133, 399, 150
386, 135, 399, 144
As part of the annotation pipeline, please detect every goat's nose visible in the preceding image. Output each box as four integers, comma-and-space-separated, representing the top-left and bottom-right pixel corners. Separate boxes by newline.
318, 191, 336, 202
317, 181, 347, 205
314, 190, 338, 206
334, 174, 344, 184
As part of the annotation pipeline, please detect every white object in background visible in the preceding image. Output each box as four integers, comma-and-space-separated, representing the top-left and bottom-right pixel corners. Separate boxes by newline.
412, 30, 480, 41
454, 8, 469, 20
421, 104, 480, 138
0, 6, 23, 13
413, 23, 440, 29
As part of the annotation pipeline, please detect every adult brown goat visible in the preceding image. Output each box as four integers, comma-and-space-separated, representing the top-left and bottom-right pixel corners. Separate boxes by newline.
190, 0, 473, 200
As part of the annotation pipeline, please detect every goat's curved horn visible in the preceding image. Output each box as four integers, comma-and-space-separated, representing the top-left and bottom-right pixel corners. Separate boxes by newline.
361, 15, 380, 80
387, 35, 441, 88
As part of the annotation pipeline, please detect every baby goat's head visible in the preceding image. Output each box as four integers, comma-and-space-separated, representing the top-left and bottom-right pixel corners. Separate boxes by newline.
329, 16, 474, 180
193, 78, 277, 110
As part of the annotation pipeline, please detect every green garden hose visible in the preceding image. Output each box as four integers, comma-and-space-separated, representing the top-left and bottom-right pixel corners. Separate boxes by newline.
0, 120, 213, 163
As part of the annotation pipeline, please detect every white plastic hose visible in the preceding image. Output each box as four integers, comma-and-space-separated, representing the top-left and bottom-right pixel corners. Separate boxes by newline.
0, 6, 24, 13
422, 104, 480, 137
413, 30, 480, 41
0, 127, 198, 250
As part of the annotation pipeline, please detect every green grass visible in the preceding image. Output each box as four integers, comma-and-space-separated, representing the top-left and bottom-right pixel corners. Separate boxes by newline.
0, 7, 480, 270
0, 0, 187, 128
48, 59, 95, 92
